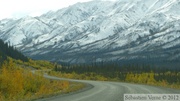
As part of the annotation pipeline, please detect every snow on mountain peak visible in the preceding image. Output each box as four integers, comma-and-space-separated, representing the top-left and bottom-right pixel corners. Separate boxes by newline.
0, 0, 180, 64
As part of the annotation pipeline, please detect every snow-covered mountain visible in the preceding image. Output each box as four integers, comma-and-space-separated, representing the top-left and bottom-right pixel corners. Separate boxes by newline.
0, 0, 180, 65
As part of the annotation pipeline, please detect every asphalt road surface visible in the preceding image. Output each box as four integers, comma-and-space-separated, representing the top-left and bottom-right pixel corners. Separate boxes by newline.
36, 73, 180, 101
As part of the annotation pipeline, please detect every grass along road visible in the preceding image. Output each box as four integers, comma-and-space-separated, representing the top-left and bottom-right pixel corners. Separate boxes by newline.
36, 73, 180, 101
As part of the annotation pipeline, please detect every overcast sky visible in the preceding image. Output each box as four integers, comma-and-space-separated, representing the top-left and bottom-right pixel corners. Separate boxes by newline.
0, 0, 94, 20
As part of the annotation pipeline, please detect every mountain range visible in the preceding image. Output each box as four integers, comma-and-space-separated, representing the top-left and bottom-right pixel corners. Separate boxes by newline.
0, 0, 180, 66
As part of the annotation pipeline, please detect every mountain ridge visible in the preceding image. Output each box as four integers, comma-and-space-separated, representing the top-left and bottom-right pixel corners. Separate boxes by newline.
0, 0, 180, 65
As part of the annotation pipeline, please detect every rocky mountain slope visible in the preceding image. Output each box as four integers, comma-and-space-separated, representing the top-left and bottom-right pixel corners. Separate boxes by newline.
0, 0, 180, 65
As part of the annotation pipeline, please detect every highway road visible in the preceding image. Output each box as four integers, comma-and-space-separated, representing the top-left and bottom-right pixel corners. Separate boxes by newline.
36, 74, 180, 101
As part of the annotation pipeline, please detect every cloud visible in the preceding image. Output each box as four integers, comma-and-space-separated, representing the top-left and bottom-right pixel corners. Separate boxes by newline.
0, 0, 91, 19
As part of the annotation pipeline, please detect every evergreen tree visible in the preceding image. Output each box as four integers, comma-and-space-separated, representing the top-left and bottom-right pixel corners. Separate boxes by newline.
0, 39, 28, 67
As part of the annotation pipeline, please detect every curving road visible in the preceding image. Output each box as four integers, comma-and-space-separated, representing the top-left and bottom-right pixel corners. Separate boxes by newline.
36, 74, 180, 101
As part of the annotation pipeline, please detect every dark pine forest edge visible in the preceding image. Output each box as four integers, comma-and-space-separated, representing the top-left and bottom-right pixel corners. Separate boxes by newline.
0, 39, 84, 101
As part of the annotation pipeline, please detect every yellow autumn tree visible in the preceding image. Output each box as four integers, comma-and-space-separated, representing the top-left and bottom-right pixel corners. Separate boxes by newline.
0, 58, 71, 101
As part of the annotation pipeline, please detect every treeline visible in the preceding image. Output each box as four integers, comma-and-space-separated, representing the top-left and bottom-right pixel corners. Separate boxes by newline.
0, 39, 28, 66
53, 62, 180, 89
57, 61, 180, 73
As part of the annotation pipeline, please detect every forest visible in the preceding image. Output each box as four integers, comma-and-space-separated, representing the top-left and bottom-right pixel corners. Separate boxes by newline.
0, 39, 28, 64
51, 62, 180, 89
